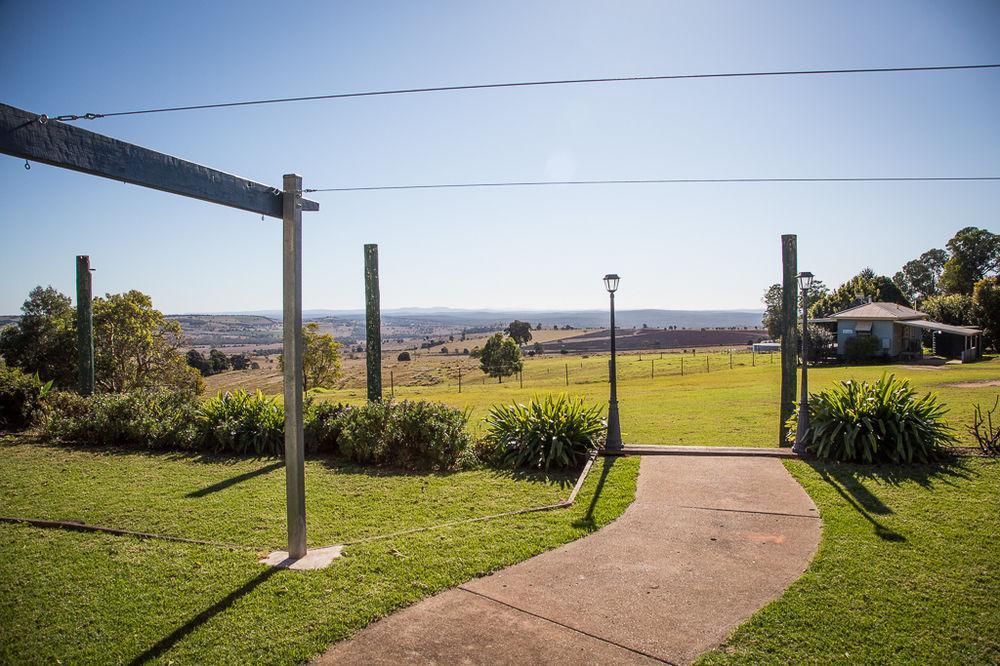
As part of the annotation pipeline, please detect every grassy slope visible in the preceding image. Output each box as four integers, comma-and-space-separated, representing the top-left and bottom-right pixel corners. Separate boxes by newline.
300, 353, 1000, 446
0, 443, 639, 664
699, 458, 1000, 665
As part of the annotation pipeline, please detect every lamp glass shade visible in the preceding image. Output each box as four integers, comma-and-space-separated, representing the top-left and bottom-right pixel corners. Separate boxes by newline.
797, 271, 814, 291
603, 274, 620, 293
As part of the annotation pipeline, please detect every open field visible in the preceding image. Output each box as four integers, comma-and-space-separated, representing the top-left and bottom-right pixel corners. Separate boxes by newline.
0, 442, 639, 664
538, 327, 768, 353
209, 351, 1000, 448
700, 457, 1000, 664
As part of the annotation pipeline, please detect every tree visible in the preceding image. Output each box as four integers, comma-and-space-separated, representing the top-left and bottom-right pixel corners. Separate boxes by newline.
533, 342, 544, 356
228, 353, 250, 370
0, 286, 77, 387
761, 283, 783, 339
279, 322, 342, 392
809, 269, 906, 318
921, 294, 975, 326
893, 248, 948, 304
506, 320, 533, 345
478, 332, 522, 382
92, 290, 202, 394
186, 349, 213, 376
397, 351, 411, 362
939, 227, 1000, 295
208, 348, 231, 373
972, 277, 1000, 351
535, 323, 542, 330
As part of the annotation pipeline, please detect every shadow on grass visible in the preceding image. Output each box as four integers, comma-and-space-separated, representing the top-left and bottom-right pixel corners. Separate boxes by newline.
186, 461, 284, 497
809, 457, 973, 543
571, 456, 617, 532
128, 566, 281, 665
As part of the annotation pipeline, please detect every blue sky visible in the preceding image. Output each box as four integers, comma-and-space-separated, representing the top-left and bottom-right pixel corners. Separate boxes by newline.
1, 1, 998, 314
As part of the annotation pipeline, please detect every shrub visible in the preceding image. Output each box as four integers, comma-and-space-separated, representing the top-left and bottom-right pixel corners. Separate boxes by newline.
483, 395, 605, 470
199, 390, 284, 455
397, 351, 411, 362
788, 374, 956, 463
844, 335, 882, 363
0, 362, 51, 431
305, 401, 349, 453
337, 400, 470, 470
38, 389, 201, 450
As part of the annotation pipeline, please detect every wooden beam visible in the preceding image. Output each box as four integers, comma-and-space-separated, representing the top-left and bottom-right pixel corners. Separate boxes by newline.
364, 244, 383, 402
779, 234, 798, 446
0, 103, 318, 217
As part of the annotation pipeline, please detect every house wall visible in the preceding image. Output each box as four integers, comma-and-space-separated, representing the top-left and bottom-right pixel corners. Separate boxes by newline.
837, 320, 899, 356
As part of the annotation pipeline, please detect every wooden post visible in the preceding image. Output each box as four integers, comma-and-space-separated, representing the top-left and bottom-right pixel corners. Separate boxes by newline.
75, 255, 95, 396
565, 363, 569, 386
681, 357, 684, 375
752, 349, 756, 366
730, 350, 733, 369
706, 356, 709, 372
519, 369, 523, 388
390, 370, 394, 397
779, 234, 798, 446
364, 244, 382, 402
458, 367, 462, 393
283, 173, 307, 560
651, 359, 654, 379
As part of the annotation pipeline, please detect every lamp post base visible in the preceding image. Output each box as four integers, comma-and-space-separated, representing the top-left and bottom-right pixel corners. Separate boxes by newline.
792, 406, 810, 456
606, 399, 623, 451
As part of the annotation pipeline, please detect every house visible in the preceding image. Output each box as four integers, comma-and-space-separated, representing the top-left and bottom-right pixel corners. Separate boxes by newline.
824, 302, 984, 362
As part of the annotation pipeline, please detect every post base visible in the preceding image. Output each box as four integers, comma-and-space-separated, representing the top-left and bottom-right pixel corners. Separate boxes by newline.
260, 544, 343, 570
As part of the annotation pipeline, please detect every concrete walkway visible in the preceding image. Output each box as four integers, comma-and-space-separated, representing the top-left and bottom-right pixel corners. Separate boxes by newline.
317, 455, 821, 665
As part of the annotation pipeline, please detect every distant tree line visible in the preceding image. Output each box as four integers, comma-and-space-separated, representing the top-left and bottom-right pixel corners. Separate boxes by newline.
185, 348, 258, 376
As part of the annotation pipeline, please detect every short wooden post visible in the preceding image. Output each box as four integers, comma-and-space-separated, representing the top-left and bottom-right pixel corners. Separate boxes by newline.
651, 359, 654, 379
730, 350, 733, 369
519, 369, 523, 388
75, 255, 95, 396
706, 356, 709, 372
752, 349, 756, 366
565, 363, 569, 386
779, 234, 798, 446
390, 370, 394, 397
282, 173, 307, 559
458, 367, 462, 393
681, 357, 684, 375
364, 244, 382, 402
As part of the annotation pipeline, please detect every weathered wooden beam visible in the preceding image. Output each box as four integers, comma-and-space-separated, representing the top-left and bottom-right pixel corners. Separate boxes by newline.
364, 244, 383, 402
0, 103, 318, 217
779, 234, 798, 446
76, 255, 95, 396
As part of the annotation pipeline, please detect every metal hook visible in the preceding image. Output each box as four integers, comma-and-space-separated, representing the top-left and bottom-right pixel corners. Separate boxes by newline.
24, 160, 30, 170
38, 114, 49, 125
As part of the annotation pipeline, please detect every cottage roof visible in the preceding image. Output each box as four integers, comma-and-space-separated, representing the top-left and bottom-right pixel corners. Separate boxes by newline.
830, 302, 927, 321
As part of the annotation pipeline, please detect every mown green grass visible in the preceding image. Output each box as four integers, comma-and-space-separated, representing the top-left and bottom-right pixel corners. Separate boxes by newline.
0, 441, 639, 664
699, 457, 1000, 665
311, 353, 1000, 447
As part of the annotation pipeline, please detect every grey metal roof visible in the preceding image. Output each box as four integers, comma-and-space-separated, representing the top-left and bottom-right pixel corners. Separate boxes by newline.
830, 302, 927, 320
898, 320, 981, 336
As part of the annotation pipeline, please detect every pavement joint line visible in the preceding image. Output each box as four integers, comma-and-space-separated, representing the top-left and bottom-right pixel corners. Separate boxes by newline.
457, 587, 678, 665
670, 504, 821, 520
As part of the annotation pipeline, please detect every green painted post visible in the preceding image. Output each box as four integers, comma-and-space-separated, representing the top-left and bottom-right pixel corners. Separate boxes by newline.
780, 234, 798, 446
364, 244, 382, 402
75, 255, 95, 396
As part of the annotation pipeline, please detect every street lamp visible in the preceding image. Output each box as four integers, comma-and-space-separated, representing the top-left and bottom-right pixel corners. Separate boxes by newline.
793, 271, 814, 455
604, 274, 623, 451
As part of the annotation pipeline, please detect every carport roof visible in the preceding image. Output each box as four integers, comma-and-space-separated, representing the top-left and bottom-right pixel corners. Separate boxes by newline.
899, 320, 981, 336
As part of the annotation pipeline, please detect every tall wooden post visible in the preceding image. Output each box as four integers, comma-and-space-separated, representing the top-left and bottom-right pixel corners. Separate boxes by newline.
75, 255, 95, 396
779, 234, 798, 446
283, 174, 307, 559
364, 244, 382, 402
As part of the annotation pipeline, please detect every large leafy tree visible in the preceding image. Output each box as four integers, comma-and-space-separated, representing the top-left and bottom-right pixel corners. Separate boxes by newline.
809, 269, 909, 318
92, 290, 202, 394
972, 277, 1000, 351
761, 280, 828, 340
506, 320, 533, 345
939, 227, 1000, 295
0, 286, 77, 387
920, 294, 974, 327
893, 248, 948, 304
279, 322, 342, 391
479, 332, 523, 383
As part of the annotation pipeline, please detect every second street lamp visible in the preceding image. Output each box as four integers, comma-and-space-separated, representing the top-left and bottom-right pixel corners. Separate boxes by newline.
793, 271, 814, 455
604, 274, 623, 451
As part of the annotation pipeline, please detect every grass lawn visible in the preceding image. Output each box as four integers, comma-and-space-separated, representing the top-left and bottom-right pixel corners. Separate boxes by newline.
298, 353, 1000, 447
0, 441, 639, 664
699, 457, 1000, 664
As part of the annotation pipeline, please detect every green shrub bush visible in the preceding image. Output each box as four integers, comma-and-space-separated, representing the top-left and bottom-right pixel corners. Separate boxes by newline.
788, 374, 956, 463
337, 400, 470, 470
199, 390, 284, 455
305, 401, 349, 453
38, 389, 201, 449
844, 334, 883, 363
483, 395, 604, 470
0, 362, 51, 431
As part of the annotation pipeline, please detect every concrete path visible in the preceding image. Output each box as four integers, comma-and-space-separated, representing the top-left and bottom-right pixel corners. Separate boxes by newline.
317, 455, 821, 665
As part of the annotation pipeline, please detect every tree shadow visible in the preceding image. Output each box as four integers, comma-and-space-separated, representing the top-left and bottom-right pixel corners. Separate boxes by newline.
128, 566, 281, 665
571, 456, 617, 531
185, 461, 284, 497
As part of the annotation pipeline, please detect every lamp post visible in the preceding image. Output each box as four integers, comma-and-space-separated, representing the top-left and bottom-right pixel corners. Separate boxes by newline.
793, 271, 814, 455
604, 274, 623, 451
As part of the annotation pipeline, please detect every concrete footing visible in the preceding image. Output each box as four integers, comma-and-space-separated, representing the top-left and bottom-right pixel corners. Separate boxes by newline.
260, 544, 343, 570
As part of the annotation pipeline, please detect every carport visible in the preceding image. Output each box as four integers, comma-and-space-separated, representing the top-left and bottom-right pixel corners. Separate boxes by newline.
899, 320, 984, 362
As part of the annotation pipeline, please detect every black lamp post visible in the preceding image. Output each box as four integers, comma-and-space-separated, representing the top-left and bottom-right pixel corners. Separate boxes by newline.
604, 274, 623, 451
793, 271, 814, 455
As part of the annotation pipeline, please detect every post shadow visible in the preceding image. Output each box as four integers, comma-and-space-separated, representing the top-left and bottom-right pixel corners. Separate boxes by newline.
128, 567, 281, 665
572, 456, 617, 531
185, 461, 284, 498
813, 464, 905, 542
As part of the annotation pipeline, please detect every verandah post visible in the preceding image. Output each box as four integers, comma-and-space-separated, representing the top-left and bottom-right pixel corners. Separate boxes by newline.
283, 173, 307, 559
779, 234, 798, 446
76, 255, 95, 396
364, 244, 382, 402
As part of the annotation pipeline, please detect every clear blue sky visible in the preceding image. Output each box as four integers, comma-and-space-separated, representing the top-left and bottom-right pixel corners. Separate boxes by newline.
1, 1, 998, 314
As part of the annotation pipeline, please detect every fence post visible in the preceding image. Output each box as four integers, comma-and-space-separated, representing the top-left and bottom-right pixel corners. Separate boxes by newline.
681, 357, 684, 376
75, 255, 95, 396
458, 367, 462, 393
390, 370, 394, 397
651, 359, 654, 379
706, 356, 709, 372
519, 368, 523, 388
730, 350, 733, 369
752, 350, 756, 366
364, 244, 382, 402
